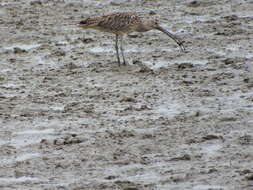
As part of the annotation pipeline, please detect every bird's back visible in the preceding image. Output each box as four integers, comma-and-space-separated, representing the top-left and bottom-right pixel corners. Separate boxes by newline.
93, 12, 142, 35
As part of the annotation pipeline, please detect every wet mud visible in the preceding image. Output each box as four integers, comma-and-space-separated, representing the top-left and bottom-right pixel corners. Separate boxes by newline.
0, 0, 253, 189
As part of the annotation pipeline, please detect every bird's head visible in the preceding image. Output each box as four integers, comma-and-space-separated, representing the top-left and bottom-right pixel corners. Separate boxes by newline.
144, 19, 186, 52
79, 18, 97, 29
143, 19, 160, 31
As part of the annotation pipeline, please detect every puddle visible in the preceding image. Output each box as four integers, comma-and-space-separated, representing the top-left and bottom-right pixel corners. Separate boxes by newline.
89, 46, 138, 53
201, 144, 222, 157
4, 128, 56, 148
184, 16, 220, 24
225, 44, 240, 52
0, 176, 40, 183
89, 46, 150, 54
0, 68, 13, 73
49, 105, 65, 111
1, 153, 41, 166
245, 53, 253, 59
156, 182, 225, 190
184, 12, 253, 25
145, 60, 169, 69
233, 11, 253, 19
9, 135, 52, 148
89, 46, 113, 53
14, 128, 54, 135
0, 9, 6, 15
15, 153, 40, 162
208, 48, 226, 56
125, 172, 161, 184
208, 47, 253, 59
227, 128, 253, 137
99, 168, 161, 184
56, 41, 69, 46
15, 103, 65, 113
145, 59, 208, 69
156, 102, 185, 117
1, 83, 21, 89
34, 55, 57, 66
0, 2, 12, 6
225, 44, 253, 58
35, 56, 48, 65
192, 184, 225, 190
0, 140, 9, 146
171, 59, 208, 65
5, 44, 41, 51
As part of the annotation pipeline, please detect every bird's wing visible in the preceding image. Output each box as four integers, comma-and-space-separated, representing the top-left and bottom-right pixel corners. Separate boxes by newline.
97, 12, 141, 32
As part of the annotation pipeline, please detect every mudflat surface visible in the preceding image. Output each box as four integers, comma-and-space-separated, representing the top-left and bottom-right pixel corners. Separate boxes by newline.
0, 0, 253, 189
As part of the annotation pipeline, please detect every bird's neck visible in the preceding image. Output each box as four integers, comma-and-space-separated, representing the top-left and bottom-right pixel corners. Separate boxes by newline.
136, 21, 152, 32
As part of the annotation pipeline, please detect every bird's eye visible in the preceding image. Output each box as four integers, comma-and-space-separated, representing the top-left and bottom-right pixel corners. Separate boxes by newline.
80, 20, 87, 24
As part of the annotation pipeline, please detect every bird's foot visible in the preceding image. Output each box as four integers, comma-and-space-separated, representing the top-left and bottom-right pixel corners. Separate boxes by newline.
122, 60, 128, 66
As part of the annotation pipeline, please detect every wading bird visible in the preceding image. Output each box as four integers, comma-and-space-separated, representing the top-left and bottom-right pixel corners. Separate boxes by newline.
79, 12, 185, 66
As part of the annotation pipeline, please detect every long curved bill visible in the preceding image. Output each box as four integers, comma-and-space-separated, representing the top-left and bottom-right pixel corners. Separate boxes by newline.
156, 26, 185, 52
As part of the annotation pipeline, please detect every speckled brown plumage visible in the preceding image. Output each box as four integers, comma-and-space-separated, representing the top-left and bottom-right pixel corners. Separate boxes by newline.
79, 12, 185, 66
80, 12, 142, 35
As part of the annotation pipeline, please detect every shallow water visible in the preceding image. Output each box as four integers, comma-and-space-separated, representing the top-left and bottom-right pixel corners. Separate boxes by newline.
0, 177, 40, 184
15, 153, 40, 162
14, 128, 55, 135
5, 44, 41, 51
192, 184, 225, 190
201, 143, 222, 157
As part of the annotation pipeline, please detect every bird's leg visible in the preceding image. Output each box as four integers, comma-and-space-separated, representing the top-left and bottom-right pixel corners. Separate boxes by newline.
120, 36, 127, 65
115, 35, 121, 66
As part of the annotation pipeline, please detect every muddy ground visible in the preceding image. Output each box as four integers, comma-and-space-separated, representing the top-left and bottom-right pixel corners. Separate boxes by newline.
0, 0, 253, 189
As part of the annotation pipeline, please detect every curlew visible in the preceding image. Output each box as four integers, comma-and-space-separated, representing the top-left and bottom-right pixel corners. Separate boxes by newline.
79, 12, 185, 66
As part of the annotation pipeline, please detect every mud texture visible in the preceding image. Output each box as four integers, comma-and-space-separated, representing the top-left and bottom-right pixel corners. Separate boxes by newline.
0, 0, 253, 189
